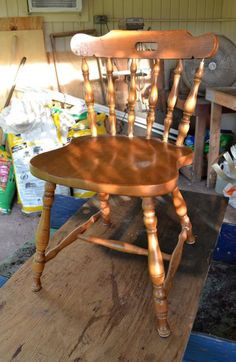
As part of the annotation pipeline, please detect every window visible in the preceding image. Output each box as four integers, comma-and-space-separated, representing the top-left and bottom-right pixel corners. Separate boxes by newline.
28, 0, 82, 13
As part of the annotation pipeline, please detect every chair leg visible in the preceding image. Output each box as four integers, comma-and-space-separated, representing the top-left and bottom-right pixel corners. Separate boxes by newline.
32, 182, 56, 292
142, 197, 170, 337
172, 187, 195, 244
98, 193, 111, 225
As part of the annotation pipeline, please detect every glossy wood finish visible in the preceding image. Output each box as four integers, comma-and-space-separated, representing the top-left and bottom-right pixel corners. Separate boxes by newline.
82, 57, 97, 137
142, 197, 170, 337
106, 58, 116, 136
176, 60, 205, 146
163, 60, 183, 142
71, 30, 218, 59
172, 186, 195, 244
128, 59, 137, 138
30, 135, 193, 197
32, 182, 55, 292
98, 192, 111, 225
30, 30, 219, 338
45, 211, 102, 262
146, 59, 160, 139
0, 194, 227, 361
164, 187, 196, 293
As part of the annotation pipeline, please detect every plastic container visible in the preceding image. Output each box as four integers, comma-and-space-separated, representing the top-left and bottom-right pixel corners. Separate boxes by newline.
0, 163, 16, 213
215, 173, 229, 194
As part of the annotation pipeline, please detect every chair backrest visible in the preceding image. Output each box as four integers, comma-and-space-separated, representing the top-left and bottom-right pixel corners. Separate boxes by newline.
71, 30, 218, 145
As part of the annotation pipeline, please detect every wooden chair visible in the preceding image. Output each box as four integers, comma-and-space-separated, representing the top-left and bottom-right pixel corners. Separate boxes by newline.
30, 30, 218, 338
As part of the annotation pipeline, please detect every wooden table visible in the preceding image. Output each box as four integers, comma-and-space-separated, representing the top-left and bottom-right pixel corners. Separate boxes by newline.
205, 87, 236, 188
0, 193, 227, 361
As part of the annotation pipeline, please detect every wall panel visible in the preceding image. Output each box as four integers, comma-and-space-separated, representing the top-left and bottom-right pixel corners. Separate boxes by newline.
0, 0, 235, 50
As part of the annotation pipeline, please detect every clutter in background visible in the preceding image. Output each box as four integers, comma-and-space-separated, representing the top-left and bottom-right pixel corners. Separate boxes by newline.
0, 89, 107, 213
212, 145, 236, 208
0, 90, 55, 141
0, 146, 16, 214
185, 130, 234, 154
7, 133, 70, 213
52, 104, 106, 199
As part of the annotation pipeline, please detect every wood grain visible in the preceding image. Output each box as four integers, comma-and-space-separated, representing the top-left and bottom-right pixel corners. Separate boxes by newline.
163, 60, 183, 142
207, 102, 222, 188
27, 28, 220, 346
82, 57, 97, 137
47, 52, 105, 105
0, 16, 43, 31
0, 30, 51, 108
30, 135, 194, 197
205, 87, 236, 188
142, 197, 170, 337
106, 58, 116, 135
206, 87, 236, 111
128, 59, 137, 138
71, 30, 218, 59
0, 193, 227, 361
146, 59, 160, 139
32, 182, 55, 292
176, 60, 205, 146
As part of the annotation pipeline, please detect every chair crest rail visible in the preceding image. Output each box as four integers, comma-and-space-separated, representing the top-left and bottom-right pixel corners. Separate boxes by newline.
71, 30, 218, 60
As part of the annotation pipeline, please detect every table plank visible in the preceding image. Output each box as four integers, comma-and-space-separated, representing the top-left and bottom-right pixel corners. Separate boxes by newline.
0, 193, 227, 362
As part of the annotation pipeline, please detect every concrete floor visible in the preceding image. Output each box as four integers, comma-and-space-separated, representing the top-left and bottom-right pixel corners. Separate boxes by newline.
0, 203, 39, 263
0, 175, 235, 263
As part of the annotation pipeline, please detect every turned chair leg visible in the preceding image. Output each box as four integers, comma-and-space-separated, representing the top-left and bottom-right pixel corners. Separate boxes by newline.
32, 182, 56, 292
142, 197, 170, 337
172, 187, 195, 244
98, 193, 111, 225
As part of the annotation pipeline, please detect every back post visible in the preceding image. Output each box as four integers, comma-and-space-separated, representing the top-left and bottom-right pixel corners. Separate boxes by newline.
163, 60, 183, 142
176, 60, 205, 146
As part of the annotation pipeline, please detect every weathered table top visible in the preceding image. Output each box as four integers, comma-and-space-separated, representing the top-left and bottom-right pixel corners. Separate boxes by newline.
0, 192, 227, 362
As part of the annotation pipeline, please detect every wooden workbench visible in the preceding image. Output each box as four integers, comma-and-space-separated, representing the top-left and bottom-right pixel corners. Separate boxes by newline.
0, 192, 227, 361
206, 87, 236, 188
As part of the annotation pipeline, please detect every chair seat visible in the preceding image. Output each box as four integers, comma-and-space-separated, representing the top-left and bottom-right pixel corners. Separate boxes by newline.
30, 135, 193, 197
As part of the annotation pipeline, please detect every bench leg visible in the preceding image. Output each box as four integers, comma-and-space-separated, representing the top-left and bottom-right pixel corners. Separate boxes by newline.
172, 187, 195, 244
142, 197, 170, 337
32, 182, 56, 292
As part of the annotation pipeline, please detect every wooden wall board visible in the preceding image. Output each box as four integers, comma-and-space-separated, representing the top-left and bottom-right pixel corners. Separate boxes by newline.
2, 1, 236, 51
0, 16, 43, 31
48, 51, 105, 104
0, 30, 52, 109
0, 192, 227, 361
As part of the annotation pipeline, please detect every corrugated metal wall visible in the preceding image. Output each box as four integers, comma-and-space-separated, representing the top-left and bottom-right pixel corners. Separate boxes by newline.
0, 0, 235, 50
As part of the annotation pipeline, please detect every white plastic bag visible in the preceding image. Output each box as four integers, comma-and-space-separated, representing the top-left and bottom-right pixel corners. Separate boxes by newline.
223, 183, 236, 208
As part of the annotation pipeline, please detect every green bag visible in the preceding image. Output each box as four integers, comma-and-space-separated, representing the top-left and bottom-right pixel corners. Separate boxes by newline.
0, 147, 16, 214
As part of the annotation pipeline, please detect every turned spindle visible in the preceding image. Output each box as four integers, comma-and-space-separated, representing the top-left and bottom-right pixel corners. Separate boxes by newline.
82, 57, 97, 137
146, 59, 160, 139
128, 59, 137, 138
172, 187, 195, 244
176, 59, 204, 146
163, 60, 183, 142
106, 58, 116, 136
